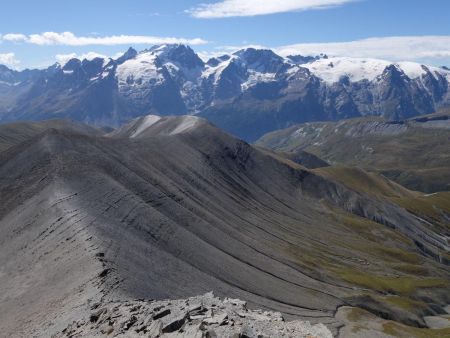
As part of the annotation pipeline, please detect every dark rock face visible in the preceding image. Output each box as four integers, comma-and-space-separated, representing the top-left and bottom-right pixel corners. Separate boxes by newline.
0, 45, 449, 141
233, 48, 285, 73
279, 150, 330, 169
287, 54, 326, 65
157, 44, 205, 70
116, 47, 138, 64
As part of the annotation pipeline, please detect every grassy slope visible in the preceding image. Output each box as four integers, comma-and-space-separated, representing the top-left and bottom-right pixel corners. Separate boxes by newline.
256, 138, 449, 323
341, 307, 450, 338
302, 165, 450, 330
256, 114, 450, 193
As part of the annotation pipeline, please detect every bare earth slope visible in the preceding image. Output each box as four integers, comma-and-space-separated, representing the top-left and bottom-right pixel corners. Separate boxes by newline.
0, 116, 449, 337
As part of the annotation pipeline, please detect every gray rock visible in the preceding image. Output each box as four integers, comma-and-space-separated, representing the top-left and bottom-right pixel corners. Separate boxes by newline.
54, 293, 333, 338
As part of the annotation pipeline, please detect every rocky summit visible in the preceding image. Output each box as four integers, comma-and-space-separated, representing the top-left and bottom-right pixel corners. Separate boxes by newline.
55, 292, 333, 338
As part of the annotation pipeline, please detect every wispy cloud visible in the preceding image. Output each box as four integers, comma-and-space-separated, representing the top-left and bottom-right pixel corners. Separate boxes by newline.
198, 44, 268, 60
0, 53, 20, 68
188, 0, 355, 18
2, 32, 208, 46
274, 36, 450, 61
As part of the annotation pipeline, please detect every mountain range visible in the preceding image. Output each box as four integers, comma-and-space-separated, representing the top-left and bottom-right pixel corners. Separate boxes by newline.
1, 44, 450, 141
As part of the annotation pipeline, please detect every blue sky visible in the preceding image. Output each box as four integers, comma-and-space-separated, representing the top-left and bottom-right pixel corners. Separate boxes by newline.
1, 0, 450, 69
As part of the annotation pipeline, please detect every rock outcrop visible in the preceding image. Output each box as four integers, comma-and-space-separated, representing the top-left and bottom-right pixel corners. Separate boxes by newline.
55, 293, 333, 338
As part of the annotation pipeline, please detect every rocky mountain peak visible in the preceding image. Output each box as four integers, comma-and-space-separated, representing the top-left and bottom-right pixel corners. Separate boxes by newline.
233, 48, 285, 73
151, 44, 204, 69
0, 64, 18, 83
287, 54, 326, 65
116, 47, 138, 64
206, 54, 231, 67
62, 58, 82, 71
381, 64, 411, 82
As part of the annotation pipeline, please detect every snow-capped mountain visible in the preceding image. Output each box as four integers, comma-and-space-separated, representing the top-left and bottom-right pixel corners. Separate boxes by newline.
0, 44, 449, 141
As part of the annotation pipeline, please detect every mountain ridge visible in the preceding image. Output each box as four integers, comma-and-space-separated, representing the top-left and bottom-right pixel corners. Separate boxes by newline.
1, 44, 450, 141
0, 116, 449, 337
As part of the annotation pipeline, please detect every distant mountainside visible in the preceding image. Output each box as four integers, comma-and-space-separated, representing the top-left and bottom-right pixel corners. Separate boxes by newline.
1, 44, 450, 141
256, 112, 450, 193
0, 119, 102, 152
1, 116, 449, 337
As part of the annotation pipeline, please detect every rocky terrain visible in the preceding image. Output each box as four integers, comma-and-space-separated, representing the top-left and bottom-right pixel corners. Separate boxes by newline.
256, 111, 450, 193
1, 44, 450, 141
55, 292, 333, 338
0, 116, 449, 337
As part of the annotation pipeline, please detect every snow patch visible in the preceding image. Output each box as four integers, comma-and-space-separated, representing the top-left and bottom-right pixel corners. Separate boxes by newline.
304, 57, 449, 84
170, 116, 200, 135
131, 115, 161, 138
304, 57, 391, 83
396, 62, 427, 79
116, 52, 164, 90
202, 57, 235, 85
242, 71, 276, 90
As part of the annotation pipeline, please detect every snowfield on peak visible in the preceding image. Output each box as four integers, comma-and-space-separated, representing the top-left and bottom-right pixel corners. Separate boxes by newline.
109, 115, 205, 139
116, 53, 163, 90
302, 57, 391, 83
170, 115, 201, 135
242, 71, 277, 90
303, 57, 449, 83
131, 115, 161, 138
202, 57, 234, 85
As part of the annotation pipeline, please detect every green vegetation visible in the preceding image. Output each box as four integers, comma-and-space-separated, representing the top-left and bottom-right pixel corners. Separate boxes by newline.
314, 166, 416, 199
347, 307, 366, 322
338, 269, 448, 295
345, 307, 450, 338
373, 247, 423, 265
390, 263, 429, 276
378, 295, 427, 312
338, 211, 412, 246
256, 115, 450, 193
393, 191, 450, 222
382, 322, 450, 338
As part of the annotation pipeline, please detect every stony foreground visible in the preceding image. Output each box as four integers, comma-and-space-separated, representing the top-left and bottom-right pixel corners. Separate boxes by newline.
54, 293, 333, 338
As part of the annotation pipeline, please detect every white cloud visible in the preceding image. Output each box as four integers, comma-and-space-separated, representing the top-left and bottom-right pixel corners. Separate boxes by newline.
2, 32, 208, 46
55, 52, 109, 65
3, 33, 27, 42
112, 52, 127, 59
198, 44, 268, 60
274, 36, 450, 61
0, 53, 20, 68
188, 0, 355, 18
